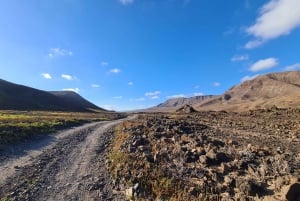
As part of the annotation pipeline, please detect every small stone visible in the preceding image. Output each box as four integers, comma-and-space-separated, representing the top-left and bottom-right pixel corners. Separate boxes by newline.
125, 187, 134, 200
224, 176, 232, 185
206, 149, 216, 160
199, 155, 207, 164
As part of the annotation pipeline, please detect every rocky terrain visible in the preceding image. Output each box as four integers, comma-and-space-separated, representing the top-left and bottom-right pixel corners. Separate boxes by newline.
109, 107, 300, 200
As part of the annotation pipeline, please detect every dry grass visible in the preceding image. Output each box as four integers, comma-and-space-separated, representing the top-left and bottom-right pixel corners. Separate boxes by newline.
0, 110, 124, 147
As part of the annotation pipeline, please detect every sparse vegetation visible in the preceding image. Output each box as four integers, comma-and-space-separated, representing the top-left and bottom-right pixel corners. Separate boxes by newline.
0, 110, 125, 147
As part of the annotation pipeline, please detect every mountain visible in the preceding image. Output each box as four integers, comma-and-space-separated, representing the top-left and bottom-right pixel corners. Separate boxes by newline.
0, 79, 106, 112
146, 95, 216, 112
195, 71, 300, 111
49, 91, 102, 112
148, 71, 300, 112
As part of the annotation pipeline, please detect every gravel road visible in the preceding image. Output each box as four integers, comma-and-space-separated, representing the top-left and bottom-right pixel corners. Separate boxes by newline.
0, 117, 134, 201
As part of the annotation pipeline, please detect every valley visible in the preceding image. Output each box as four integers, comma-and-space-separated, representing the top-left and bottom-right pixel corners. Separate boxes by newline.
0, 71, 299, 200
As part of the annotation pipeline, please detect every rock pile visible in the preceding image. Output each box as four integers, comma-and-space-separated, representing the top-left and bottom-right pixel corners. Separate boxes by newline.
109, 108, 300, 200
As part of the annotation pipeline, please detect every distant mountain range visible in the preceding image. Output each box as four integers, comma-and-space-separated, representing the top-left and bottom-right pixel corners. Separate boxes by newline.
148, 71, 300, 112
0, 79, 105, 112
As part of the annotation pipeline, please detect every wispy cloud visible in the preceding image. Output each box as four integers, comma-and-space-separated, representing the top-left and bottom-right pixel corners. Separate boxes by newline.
61, 74, 75, 80
151, 96, 159, 100
128, 81, 133, 86
41, 73, 52, 79
91, 84, 101, 88
245, 40, 264, 49
284, 63, 300, 71
109, 68, 121, 74
241, 74, 259, 82
231, 55, 249, 62
145, 91, 161, 100
167, 94, 186, 99
194, 85, 200, 89
113, 96, 123, 99
119, 0, 134, 5
245, 0, 300, 48
63, 88, 79, 93
48, 48, 72, 58
145, 91, 161, 97
213, 82, 221, 87
101, 61, 109, 66
194, 92, 204, 96
249, 58, 278, 72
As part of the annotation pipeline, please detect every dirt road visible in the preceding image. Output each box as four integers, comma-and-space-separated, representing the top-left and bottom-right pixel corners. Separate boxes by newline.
0, 117, 134, 201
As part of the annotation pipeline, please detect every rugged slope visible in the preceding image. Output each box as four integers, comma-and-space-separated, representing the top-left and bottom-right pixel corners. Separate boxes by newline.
0, 79, 105, 112
147, 95, 216, 112
195, 71, 300, 111
147, 71, 300, 112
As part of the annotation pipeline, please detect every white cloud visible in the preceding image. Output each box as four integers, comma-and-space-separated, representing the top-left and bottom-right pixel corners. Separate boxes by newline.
245, 0, 300, 48
61, 74, 74, 80
113, 96, 123, 99
145, 91, 161, 97
194, 92, 204, 96
63, 88, 79, 93
241, 74, 259, 82
101, 61, 109, 66
151, 96, 159, 100
42, 73, 52, 79
167, 94, 186, 99
231, 55, 249, 62
48, 48, 72, 58
249, 58, 278, 72
213, 82, 221, 87
119, 0, 134, 5
109, 68, 121, 74
245, 40, 265, 49
128, 81, 133, 86
194, 85, 200, 89
91, 84, 101, 88
284, 63, 300, 71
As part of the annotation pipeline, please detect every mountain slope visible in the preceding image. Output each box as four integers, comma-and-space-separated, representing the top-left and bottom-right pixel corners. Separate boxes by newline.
49, 91, 102, 111
195, 71, 300, 111
0, 79, 105, 112
146, 95, 216, 112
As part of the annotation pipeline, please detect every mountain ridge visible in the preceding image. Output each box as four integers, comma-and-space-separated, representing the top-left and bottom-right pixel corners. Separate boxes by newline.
148, 71, 300, 112
0, 79, 105, 112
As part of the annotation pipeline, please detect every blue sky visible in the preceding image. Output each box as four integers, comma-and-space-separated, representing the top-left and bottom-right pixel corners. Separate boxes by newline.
0, 0, 300, 111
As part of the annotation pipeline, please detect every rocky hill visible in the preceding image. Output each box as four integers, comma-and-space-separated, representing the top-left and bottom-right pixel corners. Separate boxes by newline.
195, 71, 300, 111
0, 79, 105, 112
147, 95, 216, 112
148, 71, 300, 112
